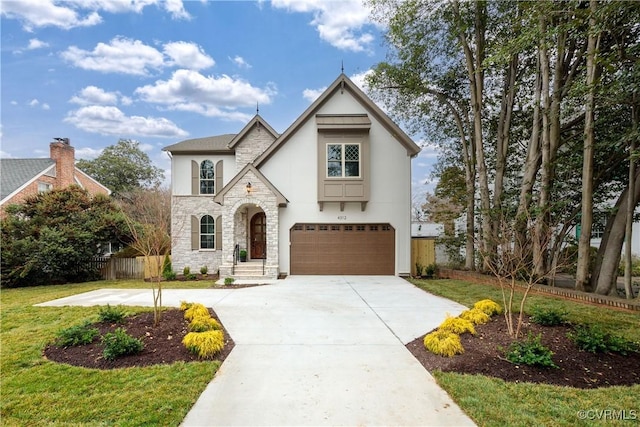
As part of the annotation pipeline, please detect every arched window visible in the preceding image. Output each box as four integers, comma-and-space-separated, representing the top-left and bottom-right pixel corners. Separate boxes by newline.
200, 215, 215, 249
200, 160, 215, 194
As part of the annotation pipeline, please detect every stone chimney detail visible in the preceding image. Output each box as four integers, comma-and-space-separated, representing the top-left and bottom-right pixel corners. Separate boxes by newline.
50, 138, 75, 188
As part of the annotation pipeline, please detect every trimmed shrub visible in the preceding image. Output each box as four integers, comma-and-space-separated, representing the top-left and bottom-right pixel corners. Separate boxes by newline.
423, 330, 464, 357
473, 299, 502, 316
102, 328, 144, 361
438, 315, 476, 335
55, 322, 99, 347
568, 325, 639, 355
529, 306, 568, 326
189, 316, 222, 332
504, 333, 557, 368
459, 308, 491, 325
184, 303, 210, 321
224, 277, 235, 285
180, 301, 193, 311
200, 266, 208, 275
183, 330, 225, 358
98, 304, 127, 323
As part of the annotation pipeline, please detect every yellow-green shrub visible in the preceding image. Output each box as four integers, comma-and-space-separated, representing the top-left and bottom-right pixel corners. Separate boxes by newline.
182, 330, 225, 358
438, 315, 476, 335
474, 299, 502, 316
423, 330, 464, 357
189, 315, 222, 332
184, 303, 210, 321
460, 308, 491, 325
180, 301, 193, 311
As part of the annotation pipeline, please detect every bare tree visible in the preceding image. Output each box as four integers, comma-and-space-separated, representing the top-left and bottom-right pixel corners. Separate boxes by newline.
480, 210, 569, 338
118, 188, 171, 325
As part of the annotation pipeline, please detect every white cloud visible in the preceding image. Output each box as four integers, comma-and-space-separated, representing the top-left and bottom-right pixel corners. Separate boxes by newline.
135, 69, 276, 121
271, 0, 376, 52
230, 55, 251, 69
0, 0, 189, 31
10, 100, 18, 105
29, 99, 39, 107
349, 69, 373, 93
27, 38, 49, 50
302, 87, 326, 102
164, 41, 214, 70
70, 86, 120, 105
42, 103, 50, 110
62, 38, 217, 75
75, 146, 103, 160
64, 105, 188, 138
61, 37, 165, 76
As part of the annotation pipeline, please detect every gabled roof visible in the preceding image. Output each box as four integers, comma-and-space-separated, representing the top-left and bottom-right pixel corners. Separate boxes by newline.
254, 73, 421, 167
0, 158, 55, 202
163, 134, 236, 154
213, 163, 288, 207
228, 114, 279, 149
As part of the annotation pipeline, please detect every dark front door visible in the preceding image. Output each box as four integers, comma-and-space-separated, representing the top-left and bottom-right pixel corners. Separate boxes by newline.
250, 212, 266, 259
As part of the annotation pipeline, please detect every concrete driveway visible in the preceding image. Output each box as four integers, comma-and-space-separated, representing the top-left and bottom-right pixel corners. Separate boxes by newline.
37, 275, 475, 426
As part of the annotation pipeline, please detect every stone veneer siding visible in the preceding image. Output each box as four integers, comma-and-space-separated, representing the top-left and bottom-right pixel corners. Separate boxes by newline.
171, 195, 223, 274
234, 125, 276, 170
218, 169, 280, 279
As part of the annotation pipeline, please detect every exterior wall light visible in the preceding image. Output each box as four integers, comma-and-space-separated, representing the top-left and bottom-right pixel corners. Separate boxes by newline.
245, 182, 252, 194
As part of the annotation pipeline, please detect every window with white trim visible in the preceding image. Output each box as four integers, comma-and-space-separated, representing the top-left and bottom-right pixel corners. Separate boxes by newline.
200, 215, 215, 249
327, 143, 360, 178
200, 160, 215, 194
38, 182, 52, 193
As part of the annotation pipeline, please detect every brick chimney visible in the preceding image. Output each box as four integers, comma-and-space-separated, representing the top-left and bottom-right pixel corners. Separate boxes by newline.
50, 138, 76, 188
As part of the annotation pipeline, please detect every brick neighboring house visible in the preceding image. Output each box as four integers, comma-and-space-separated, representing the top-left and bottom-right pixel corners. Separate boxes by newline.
0, 138, 111, 217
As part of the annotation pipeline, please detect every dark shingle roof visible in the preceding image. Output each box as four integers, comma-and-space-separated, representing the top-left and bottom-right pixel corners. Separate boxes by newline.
163, 134, 236, 153
1, 158, 55, 201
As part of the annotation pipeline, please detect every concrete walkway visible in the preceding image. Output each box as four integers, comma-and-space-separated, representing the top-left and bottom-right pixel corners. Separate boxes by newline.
37, 276, 476, 426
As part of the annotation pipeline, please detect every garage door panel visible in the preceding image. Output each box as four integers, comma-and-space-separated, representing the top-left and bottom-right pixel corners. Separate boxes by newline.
290, 223, 394, 275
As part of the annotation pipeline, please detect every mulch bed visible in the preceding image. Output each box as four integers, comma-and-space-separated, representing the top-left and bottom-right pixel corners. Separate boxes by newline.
407, 314, 640, 389
44, 308, 234, 369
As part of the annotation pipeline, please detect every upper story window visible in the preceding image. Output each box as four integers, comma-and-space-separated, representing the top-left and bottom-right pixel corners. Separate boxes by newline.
327, 143, 360, 178
200, 215, 215, 249
200, 160, 215, 194
38, 182, 52, 193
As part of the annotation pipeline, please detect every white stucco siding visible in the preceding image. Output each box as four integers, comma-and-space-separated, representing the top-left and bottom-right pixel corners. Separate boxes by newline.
259, 90, 414, 275
171, 154, 236, 195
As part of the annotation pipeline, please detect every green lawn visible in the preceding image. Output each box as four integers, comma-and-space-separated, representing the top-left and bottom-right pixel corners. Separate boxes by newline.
1, 280, 219, 426
411, 278, 640, 427
2, 278, 639, 426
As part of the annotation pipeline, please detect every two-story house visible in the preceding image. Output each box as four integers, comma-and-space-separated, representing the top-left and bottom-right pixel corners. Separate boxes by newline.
163, 73, 420, 280
0, 138, 111, 217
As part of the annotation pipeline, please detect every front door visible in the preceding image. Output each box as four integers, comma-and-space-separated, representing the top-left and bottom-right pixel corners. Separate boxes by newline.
250, 212, 266, 259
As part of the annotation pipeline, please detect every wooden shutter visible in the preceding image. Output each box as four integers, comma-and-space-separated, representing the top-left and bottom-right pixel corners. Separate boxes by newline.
215, 215, 222, 250
215, 160, 223, 194
191, 161, 199, 195
191, 215, 199, 250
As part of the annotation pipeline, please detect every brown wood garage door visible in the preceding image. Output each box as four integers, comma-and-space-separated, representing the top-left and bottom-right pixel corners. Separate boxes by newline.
290, 223, 395, 275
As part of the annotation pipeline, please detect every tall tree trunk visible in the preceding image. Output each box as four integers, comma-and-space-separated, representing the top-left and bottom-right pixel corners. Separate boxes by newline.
453, 0, 491, 269
515, 55, 542, 259
592, 170, 640, 295
625, 98, 638, 298
575, 0, 598, 291
534, 14, 551, 277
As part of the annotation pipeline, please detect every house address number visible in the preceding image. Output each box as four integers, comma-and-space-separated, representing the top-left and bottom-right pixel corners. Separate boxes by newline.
337, 216, 347, 220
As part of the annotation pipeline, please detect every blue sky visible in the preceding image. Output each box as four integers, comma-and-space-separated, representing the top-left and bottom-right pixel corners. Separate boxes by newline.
1, 0, 437, 200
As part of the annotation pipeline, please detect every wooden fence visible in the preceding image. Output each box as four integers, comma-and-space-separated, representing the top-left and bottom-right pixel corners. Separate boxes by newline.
411, 238, 436, 276
93, 256, 165, 280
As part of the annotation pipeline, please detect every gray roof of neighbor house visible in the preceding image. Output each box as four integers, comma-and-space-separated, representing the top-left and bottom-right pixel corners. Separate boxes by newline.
162, 134, 236, 154
0, 158, 55, 201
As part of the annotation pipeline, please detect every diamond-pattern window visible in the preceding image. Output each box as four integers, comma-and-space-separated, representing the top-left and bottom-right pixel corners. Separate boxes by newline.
327, 143, 360, 178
